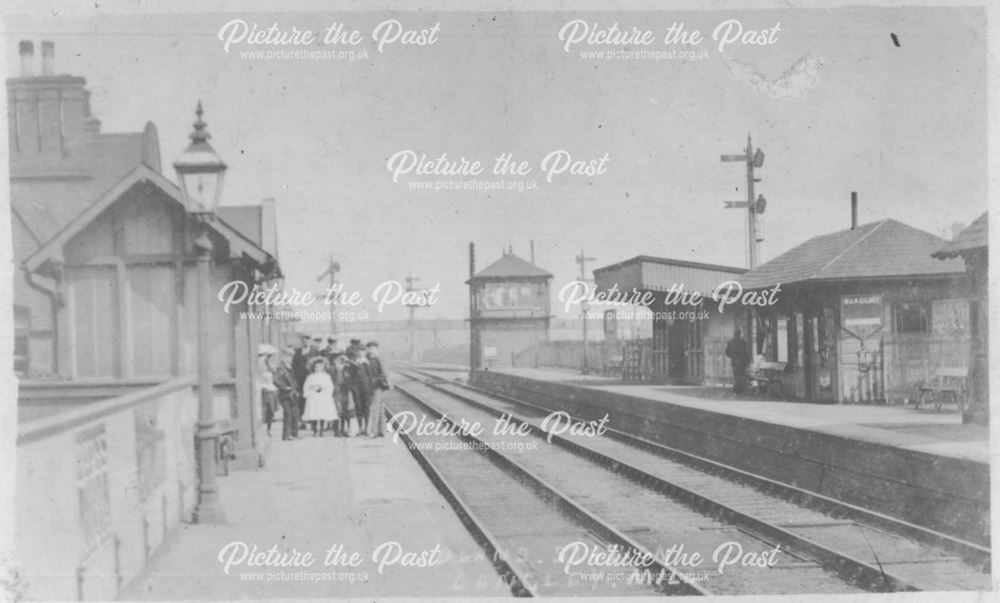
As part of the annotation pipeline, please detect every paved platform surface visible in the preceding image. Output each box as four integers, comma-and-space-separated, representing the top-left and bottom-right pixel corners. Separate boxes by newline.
490, 367, 991, 464
123, 409, 506, 599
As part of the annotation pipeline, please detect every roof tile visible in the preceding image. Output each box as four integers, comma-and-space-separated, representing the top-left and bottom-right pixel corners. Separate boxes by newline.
740, 219, 965, 289
473, 252, 552, 279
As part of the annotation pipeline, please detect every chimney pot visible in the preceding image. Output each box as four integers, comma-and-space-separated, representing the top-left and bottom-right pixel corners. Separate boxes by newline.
19, 40, 34, 76
41, 41, 54, 75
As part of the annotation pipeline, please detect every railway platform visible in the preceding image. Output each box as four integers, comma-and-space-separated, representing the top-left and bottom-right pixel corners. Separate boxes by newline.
484, 367, 990, 463
121, 404, 505, 599
469, 366, 991, 545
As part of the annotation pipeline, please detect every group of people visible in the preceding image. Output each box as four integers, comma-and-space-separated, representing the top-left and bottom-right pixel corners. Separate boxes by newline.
259, 334, 390, 441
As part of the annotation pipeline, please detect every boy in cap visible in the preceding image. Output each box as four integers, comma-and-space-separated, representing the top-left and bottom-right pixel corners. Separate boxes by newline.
257, 345, 279, 436
344, 340, 370, 435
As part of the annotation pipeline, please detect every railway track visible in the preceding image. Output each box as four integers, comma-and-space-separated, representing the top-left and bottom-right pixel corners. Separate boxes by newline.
385, 367, 991, 595
406, 367, 992, 563
381, 383, 706, 596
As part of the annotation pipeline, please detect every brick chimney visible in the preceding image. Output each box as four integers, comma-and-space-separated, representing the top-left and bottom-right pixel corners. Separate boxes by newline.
19, 41, 33, 76
7, 40, 96, 159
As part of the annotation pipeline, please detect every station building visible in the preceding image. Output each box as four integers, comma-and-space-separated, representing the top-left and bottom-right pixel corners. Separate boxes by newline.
11, 50, 283, 445
10, 43, 289, 600
933, 211, 989, 423
467, 249, 552, 369
591, 215, 976, 405
592, 256, 746, 384
733, 218, 970, 403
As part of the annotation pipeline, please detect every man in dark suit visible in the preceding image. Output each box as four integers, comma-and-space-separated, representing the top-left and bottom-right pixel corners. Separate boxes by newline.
293, 335, 323, 427
725, 329, 752, 394
292, 334, 311, 392
320, 338, 339, 433
274, 346, 300, 440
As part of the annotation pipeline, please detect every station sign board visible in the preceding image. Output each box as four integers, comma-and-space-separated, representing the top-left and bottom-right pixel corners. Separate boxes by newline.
841, 294, 883, 340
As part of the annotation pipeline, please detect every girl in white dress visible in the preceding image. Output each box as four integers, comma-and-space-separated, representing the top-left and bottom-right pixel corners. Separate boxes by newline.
301, 357, 337, 436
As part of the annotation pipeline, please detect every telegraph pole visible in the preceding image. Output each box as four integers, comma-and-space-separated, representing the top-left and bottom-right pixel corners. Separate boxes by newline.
721, 134, 767, 269
575, 250, 596, 375
406, 274, 421, 364
317, 255, 341, 336
468, 242, 479, 372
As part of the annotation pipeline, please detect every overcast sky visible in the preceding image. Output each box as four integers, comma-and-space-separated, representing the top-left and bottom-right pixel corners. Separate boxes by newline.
4, 5, 988, 321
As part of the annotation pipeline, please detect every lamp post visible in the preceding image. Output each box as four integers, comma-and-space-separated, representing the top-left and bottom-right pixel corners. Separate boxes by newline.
174, 101, 228, 524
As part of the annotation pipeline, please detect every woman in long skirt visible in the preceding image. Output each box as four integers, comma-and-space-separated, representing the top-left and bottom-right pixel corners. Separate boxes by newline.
301, 357, 337, 436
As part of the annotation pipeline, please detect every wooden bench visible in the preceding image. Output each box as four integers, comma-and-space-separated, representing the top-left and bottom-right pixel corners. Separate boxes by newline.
917, 367, 968, 412
750, 360, 786, 397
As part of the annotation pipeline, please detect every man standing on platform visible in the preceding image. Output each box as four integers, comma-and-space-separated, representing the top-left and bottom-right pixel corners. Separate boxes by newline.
292, 334, 311, 393
324, 337, 338, 361
344, 338, 370, 435
274, 346, 300, 440
365, 341, 390, 438
725, 329, 751, 394
322, 337, 339, 433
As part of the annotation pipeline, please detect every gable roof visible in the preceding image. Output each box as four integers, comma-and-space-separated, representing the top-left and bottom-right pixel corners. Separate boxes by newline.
739, 219, 966, 290
11, 116, 276, 275
22, 164, 275, 272
933, 211, 988, 259
472, 252, 552, 279
218, 206, 263, 247
11, 130, 152, 260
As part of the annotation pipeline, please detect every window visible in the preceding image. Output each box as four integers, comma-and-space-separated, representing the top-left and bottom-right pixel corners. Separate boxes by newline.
893, 302, 930, 334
